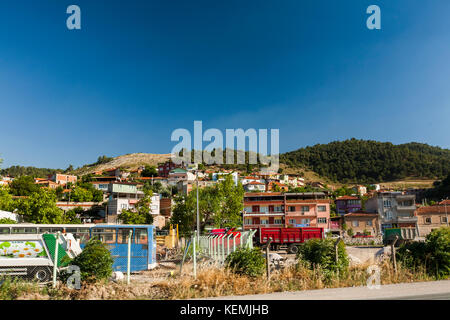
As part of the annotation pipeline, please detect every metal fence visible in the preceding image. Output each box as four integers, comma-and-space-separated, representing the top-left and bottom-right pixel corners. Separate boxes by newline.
195, 230, 257, 263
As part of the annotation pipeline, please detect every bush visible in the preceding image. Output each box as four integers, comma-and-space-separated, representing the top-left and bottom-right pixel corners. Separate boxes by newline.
296, 239, 349, 278
397, 227, 449, 279
70, 239, 114, 282
225, 247, 265, 277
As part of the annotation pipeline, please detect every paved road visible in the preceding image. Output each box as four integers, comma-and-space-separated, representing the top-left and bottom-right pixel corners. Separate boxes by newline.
204, 280, 450, 300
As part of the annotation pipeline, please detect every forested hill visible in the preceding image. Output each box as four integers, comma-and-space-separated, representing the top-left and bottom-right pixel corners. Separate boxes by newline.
280, 139, 450, 184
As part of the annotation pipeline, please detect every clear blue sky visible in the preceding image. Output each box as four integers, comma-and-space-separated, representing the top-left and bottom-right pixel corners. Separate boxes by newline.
0, 0, 449, 169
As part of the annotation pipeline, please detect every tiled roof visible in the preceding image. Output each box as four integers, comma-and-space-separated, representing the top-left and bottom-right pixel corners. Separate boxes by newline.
336, 196, 359, 200
344, 211, 378, 217
416, 205, 449, 215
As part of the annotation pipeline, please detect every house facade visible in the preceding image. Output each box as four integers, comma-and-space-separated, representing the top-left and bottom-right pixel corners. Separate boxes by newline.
343, 211, 380, 236
243, 193, 285, 229
335, 196, 362, 215
49, 174, 78, 186
365, 191, 417, 233
415, 203, 449, 237
243, 192, 331, 231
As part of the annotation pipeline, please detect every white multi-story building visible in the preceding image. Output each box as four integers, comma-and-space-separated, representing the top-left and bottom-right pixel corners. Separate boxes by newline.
365, 191, 417, 235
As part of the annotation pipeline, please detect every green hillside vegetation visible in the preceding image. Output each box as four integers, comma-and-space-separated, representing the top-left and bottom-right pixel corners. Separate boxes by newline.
0, 166, 62, 178
280, 139, 450, 184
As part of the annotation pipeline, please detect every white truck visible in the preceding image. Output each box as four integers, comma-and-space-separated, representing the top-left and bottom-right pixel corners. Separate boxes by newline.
0, 233, 82, 282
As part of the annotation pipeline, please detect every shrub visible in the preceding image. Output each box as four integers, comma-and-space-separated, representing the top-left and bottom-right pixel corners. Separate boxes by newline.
0, 218, 16, 224
70, 239, 114, 282
296, 239, 349, 278
397, 227, 450, 279
225, 247, 265, 277
425, 227, 450, 278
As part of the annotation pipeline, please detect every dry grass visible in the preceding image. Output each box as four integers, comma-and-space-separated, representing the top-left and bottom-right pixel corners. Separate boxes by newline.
1, 260, 437, 300
160, 260, 434, 299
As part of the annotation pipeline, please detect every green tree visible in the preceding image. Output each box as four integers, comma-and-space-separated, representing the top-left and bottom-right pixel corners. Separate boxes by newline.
170, 174, 244, 233
15, 188, 64, 224
0, 186, 13, 211
0, 218, 16, 224
215, 175, 244, 228
120, 189, 154, 224
141, 165, 158, 177
9, 176, 40, 196
69, 186, 93, 202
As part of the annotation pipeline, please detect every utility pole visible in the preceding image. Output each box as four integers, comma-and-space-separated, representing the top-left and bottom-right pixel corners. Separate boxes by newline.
196, 169, 200, 241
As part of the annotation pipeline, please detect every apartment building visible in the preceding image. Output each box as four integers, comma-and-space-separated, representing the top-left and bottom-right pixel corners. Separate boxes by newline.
242, 192, 331, 231
243, 193, 285, 229
365, 191, 417, 233
284, 193, 330, 230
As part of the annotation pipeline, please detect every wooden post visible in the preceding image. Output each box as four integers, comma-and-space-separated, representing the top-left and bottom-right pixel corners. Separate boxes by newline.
391, 235, 399, 274
334, 236, 342, 278
266, 237, 272, 280
334, 236, 342, 263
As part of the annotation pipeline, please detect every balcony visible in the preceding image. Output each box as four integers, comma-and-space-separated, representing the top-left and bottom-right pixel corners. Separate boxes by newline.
285, 211, 316, 217
396, 205, 416, 211
243, 224, 284, 229
397, 216, 418, 223
243, 212, 284, 217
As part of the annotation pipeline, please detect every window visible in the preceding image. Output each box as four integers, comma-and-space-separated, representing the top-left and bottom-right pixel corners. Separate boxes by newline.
442, 217, 448, 224
289, 206, 296, 212
289, 219, 296, 225
352, 221, 359, 227
274, 206, 283, 212
118, 228, 134, 244
301, 206, 310, 212
92, 228, 117, 244
121, 203, 127, 210
274, 218, 283, 224
0, 228, 10, 234
317, 218, 327, 224
425, 217, 432, 224
244, 206, 252, 213
301, 219, 310, 225
244, 218, 253, 225
385, 211, 393, 219
260, 219, 268, 225
260, 206, 268, 213
318, 206, 326, 212
135, 228, 148, 244
12, 227, 37, 234
383, 200, 392, 208
367, 220, 373, 226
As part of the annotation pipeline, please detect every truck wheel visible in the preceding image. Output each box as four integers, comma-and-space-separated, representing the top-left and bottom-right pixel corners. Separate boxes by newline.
32, 267, 52, 282
288, 244, 299, 254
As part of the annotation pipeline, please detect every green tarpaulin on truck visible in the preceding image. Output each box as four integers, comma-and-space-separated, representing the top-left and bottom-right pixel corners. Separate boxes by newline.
42, 234, 71, 267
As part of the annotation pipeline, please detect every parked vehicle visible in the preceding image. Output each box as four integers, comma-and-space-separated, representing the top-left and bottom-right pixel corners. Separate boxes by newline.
0, 232, 81, 282
255, 227, 324, 254
0, 224, 157, 273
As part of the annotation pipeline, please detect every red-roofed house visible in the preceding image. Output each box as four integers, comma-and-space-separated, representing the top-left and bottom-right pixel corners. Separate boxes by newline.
415, 204, 449, 237
343, 211, 380, 236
